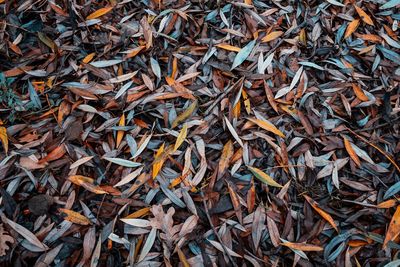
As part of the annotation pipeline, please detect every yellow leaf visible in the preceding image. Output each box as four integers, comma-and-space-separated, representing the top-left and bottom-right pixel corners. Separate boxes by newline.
354, 5, 374, 26
59, 208, 91, 225
248, 166, 283, 188
174, 123, 188, 152
171, 100, 197, 129
152, 143, 165, 179
233, 101, 241, 119
248, 118, 285, 138
0, 126, 8, 154
383, 205, 400, 248
299, 28, 307, 45
262, 31, 283, 42
215, 43, 242, 52
82, 53, 95, 64
116, 114, 125, 148
343, 137, 361, 167
86, 7, 113, 20
177, 247, 190, 267
218, 140, 234, 178
345, 19, 360, 39
281, 241, 323, 252
304, 195, 338, 232
352, 83, 369, 102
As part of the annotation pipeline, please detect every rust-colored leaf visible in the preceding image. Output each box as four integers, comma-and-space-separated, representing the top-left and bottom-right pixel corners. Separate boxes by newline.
352, 83, 369, 102
354, 5, 374, 26
304, 195, 339, 232
383, 206, 400, 248
345, 19, 360, 39
343, 137, 361, 167
38, 144, 66, 164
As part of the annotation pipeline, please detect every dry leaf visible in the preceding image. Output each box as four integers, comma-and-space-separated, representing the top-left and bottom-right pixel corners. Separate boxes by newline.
304, 195, 338, 232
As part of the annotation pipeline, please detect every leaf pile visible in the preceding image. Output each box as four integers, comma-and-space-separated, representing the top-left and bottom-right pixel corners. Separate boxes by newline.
0, 0, 400, 266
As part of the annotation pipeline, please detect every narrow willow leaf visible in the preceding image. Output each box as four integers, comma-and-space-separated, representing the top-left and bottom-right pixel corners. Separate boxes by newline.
383, 206, 400, 248
224, 116, 244, 147
231, 40, 256, 70
86, 7, 113, 20
0, 126, 8, 154
344, 19, 360, 39
174, 123, 188, 152
304, 195, 339, 232
171, 100, 197, 129
380, 0, 400, 9
248, 166, 283, 187
261, 31, 283, 42
103, 157, 141, 168
354, 5, 374, 26
138, 228, 157, 262
248, 118, 285, 138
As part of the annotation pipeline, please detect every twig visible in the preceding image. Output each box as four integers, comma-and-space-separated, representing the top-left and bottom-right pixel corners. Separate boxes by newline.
200, 190, 238, 267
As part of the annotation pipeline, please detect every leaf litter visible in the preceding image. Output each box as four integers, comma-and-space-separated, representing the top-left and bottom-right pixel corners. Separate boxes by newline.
0, 0, 400, 266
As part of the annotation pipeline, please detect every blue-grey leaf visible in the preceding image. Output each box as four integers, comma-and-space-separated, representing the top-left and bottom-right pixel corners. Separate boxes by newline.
380, 0, 400, 9
28, 80, 42, 109
384, 181, 400, 200
231, 40, 256, 70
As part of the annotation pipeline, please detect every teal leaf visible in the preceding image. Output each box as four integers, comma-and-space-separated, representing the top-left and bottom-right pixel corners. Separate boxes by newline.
231, 40, 256, 70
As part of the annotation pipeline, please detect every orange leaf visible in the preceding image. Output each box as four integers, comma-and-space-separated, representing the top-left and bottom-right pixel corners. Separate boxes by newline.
59, 209, 91, 225
38, 144, 66, 164
248, 118, 285, 138
383, 206, 400, 248
152, 143, 166, 179
116, 114, 125, 148
86, 7, 113, 20
358, 34, 382, 43
281, 241, 323, 252
304, 195, 338, 232
343, 137, 361, 167
126, 46, 145, 59
0, 126, 8, 154
345, 19, 360, 39
377, 199, 397, 209
218, 140, 234, 178
68, 175, 108, 194
215, 43, 241, 52
124, 207, 151, 219
82, 53, 95, 64
354, 5, 374, 26
262, 31, 283, 42
352, 84, 369, 102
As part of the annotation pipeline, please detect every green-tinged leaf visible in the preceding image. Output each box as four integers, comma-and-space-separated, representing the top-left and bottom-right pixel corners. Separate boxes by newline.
248, 166, 283, 187
174, 123, 188, 151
